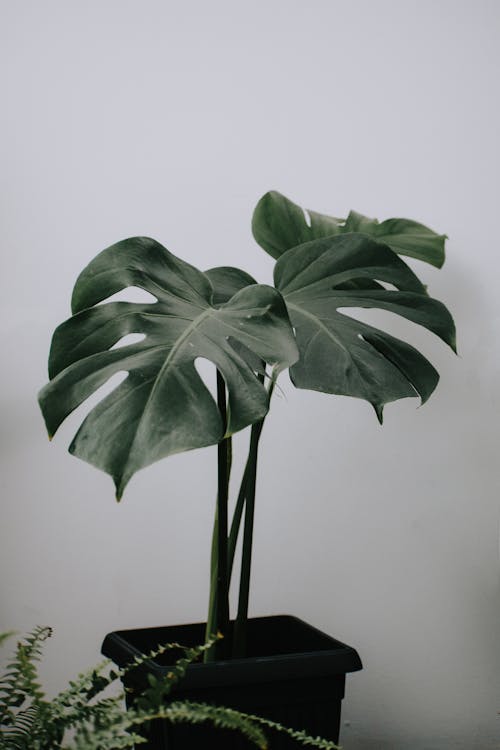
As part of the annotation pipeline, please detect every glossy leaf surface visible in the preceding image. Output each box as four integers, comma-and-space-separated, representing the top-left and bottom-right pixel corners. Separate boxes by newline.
274, 233, 456, 421
204, 266, 257, 306
39, 238, 298, 498
253, 191, 446, 267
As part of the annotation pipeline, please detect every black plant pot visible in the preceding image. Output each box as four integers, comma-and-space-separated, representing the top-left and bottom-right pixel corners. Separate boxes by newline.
102, 615, 362, 749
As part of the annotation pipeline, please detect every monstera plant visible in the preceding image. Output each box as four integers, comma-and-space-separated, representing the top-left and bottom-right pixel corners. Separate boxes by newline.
38, 191, 455, 660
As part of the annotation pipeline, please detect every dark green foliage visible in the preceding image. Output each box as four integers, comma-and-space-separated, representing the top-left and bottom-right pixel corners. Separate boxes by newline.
272, 232, 455, 422
252, 190, 447, 267
37, 191, 456, 660
0, 629, 339, 750
39, 191, 454, 495
39, 238, 298, 499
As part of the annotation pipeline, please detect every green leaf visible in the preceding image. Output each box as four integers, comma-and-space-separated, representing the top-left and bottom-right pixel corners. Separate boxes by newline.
38, 238, 298, 498
343, 210, 447, 268
205, 266, 257, 306
252, 190, 344, 260
253, 191, 446, 267
274, 234, 456, 422
205, 266, 264, 374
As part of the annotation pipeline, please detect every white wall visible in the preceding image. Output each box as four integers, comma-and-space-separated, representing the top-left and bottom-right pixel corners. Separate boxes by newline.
1, 1, 499, 747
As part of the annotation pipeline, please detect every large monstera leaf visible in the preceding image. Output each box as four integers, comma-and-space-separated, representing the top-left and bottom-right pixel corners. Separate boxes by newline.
253, 191, 447, 268
273, 233, 456, 421
38, 238, 298, 498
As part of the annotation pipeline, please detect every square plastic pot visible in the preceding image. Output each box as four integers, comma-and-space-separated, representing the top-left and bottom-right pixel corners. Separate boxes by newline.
102, 615, 362, 749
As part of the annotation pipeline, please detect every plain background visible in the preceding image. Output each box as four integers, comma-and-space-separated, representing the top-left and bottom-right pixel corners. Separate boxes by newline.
1, 1, 499, 747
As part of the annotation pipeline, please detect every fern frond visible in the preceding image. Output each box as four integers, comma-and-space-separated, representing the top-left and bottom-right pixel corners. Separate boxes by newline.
244, 711, 340, 749
0, 626, 51, 726
151, 701, 268, 748
0, 628, 340, 750
55, 660, 112, 712
119, 632, 221, 679
131, 633, 221, 711
67, 705, 147, 750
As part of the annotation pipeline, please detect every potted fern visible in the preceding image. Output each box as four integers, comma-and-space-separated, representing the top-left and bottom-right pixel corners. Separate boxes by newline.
38, 191, 455, 748
0, 628, 339, 749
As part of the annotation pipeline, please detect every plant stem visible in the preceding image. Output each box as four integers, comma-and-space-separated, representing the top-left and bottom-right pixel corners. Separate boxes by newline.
207, 370, 231, 661
205, 449, 249, 662
232, 423, 261, 658
216, 371, 230, 646
204, 510, 219, 658
232, 378, 275, 658
227, 462, 249, 576
206, 372, 275, 661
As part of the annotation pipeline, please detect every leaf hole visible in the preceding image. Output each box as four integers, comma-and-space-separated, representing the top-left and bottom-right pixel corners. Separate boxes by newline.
97, 286, 157, 305
338, 306, 442, 355
90, 371, 129, 398
374, 280, 398, 291
54, 372, 129, 444
194, 357, 218, 401
302, 208, 312, 228
110, 333, 146, 350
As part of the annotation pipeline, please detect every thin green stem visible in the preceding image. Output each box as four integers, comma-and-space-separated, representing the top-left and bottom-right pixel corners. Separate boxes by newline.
205, 370, 231, 661
205, 437, 232, 654
204, 510, 219, 657
227, 462, 249, 577
206, 371, 275, 661
232, 425, 261, 658
205, 446, 249, 661
216, 371, 230, 642
232, 378, 275, 658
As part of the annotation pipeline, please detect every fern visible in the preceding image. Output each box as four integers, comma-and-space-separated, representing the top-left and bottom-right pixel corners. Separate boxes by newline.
0, 626, 51, 730
0, 629, 340, 750
134, 701, 269, 748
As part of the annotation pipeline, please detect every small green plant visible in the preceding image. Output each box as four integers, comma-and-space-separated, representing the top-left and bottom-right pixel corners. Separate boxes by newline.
0, 628, 339, 749
38, 191, 455, 659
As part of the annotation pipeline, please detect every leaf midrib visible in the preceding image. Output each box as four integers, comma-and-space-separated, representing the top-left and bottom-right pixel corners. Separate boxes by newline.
286, 301, 349, 354
63, 308, 204, 370
121, 305, 217, 475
